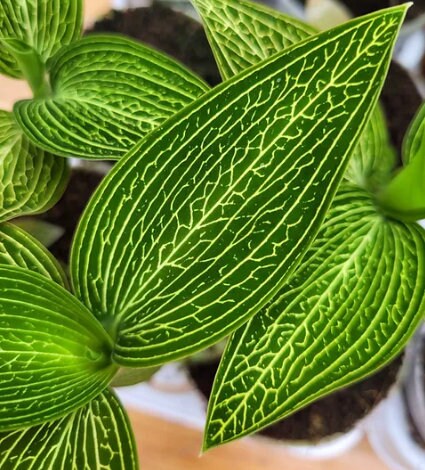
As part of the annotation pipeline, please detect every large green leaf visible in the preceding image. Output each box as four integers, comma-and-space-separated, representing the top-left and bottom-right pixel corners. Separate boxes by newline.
0, 0, 82, 79
0, 266, 116, 431
71, 7, 406, 367
192, 0, 395, 190
13, 35, 209, 160
0, 110, 69, 221
204, 184, 425, 449
0, 389, 138, 470
0, 222, 68, 288
344, 104, 395, 190
192, 0, 315, 80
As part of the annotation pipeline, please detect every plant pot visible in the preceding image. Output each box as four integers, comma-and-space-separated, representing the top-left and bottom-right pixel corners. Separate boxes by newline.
366, 324, 425, 470
188, 356, 402, 459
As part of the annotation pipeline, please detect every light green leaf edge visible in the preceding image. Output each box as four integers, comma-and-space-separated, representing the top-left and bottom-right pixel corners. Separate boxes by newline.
0, 388, 138, 470
0, 110, 69, 222
192, 0, 396, 189
0, 0, 83, 78
14, 34, 209, 160
71, 7, 405, 367
0, 266, 117, 431
402, 99, 425, 164
204, 184, 425, 449
0, 222, 68, 288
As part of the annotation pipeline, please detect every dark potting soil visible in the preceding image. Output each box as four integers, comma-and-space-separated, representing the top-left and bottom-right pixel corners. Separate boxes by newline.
380, 62, 422, 163
337, 0, 425, 21
189, 356, 402, 442
87, 3, 221, 86
39, 169, 106, 264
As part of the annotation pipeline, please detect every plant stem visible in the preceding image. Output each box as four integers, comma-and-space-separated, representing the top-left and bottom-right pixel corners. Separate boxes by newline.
1, 38, 51, 99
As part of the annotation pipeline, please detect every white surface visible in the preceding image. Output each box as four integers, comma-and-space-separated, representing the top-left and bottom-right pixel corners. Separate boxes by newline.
366, 388, 425, 470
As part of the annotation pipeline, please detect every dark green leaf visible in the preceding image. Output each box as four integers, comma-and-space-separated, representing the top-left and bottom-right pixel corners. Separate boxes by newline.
0, 0, 82, 79
205, 184, 425, 449
71, 7, 405, 367
0, 222, 68, 287
0, 266, 116, 431
0, 389, 138, 469
14, 34, 209, 159
0, 110, 69, 222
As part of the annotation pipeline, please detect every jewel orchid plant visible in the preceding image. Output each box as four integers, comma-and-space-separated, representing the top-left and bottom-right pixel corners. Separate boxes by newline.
0, 0, 422, 468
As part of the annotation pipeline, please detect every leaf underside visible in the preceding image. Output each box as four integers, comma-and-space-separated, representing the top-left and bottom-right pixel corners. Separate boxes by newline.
0, 0, 82, 78
71, 8, 404, 367
0, 110, 69, 222
14, 35, 209, 159
204, 184, 425, 448
0, 389, 138, 470
0, 222, 68, 288
0, 267, 116, 431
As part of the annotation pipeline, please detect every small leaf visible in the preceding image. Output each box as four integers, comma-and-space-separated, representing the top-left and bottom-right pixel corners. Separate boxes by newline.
0, 222, 68, 288
344, 104, 395, 190
12, 218, 64, 249
14, 34, 209, 160
0, 110, 69, 222
0, 266, 116, 431
204, 184, 425, 449
192, 0, 315, 80
0, 389, 138, 470
402, 100, 425, 164
0, 0, 82, 79
71, 7, 406, 367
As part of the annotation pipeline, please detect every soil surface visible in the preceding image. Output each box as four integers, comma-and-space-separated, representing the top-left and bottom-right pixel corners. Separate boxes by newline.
381, 62, 422, 163
39, 169, 106, 264
189, 356, 402, 442
87, 3, 221, 86
338, 0, 425, 21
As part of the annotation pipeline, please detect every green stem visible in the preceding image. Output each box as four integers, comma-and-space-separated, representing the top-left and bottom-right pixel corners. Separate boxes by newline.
1, 38, 51, 99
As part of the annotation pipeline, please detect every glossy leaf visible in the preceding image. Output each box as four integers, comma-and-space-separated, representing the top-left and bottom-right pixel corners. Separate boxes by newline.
402, 100, 425, 164
344, 104, 395, 190
14, 35, 209, 160
0, 0, 82, 79
0, 110, 69, 222
0, 389, 138, 470
71, 7, 406, 367
205, 184, 425, 449
192, 0, 315, 80
0, 266, 116, 431
193, 0, 395, 190
0, 222, 68, 288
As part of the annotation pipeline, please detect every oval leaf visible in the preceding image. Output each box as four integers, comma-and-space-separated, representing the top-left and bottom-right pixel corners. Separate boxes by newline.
0, 110, 69, 222
192, 0, 315, 80
204, 184, 425, 449
0, 389, 138, 470
71, 7, 406, 367
0, 222, 68, 288
14, 34, 209, 159
0, 0, 82, 78
0, 266, 116, 431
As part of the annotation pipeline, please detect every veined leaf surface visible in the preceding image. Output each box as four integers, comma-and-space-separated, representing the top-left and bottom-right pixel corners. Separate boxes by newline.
72, 8, 405, 367
14, 35, 209, 159
193, 0, 395, 190
0, 111, 69, 221
0, 267, 116, 431
0, 223, 68, 288
402, 100, 425, 164
0, 0, 82, 78
191, 0, 315, 80
204, 184, 425, 448
0, 389, 138, 470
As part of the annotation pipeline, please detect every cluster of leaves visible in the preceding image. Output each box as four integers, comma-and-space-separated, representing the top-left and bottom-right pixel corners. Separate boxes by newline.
0, 0, 423, 467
